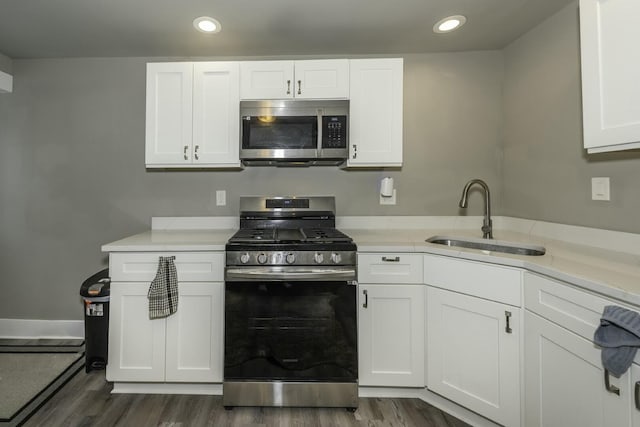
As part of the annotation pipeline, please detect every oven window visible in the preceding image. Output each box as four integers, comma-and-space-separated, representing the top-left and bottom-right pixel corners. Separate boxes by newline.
242, 116, 318, 150
224, 281, 357, 382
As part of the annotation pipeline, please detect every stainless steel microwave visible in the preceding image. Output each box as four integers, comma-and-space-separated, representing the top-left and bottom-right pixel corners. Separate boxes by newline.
239, 99, 349, 166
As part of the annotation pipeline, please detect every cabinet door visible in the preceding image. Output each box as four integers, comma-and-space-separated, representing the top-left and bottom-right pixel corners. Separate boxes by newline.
294, 59, 349, 99
348, 58, 403, 167
107, 283, 166, 382
240, 61, 294, 99
193, 62, 240, 167
632, 364, 640, 427
145, 63, 193, 165
525, 311, 630, 427
580, 0, 640, 153
165, 282, 224, 382
358, 284, 424, 387
427, 287, 520, 427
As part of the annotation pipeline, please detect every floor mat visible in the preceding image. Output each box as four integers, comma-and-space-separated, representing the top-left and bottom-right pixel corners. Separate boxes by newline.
0, 344, 84, 426
0, 339, 85, 353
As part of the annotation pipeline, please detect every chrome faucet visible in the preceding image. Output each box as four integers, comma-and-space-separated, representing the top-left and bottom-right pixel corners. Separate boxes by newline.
459, 179, 493, 239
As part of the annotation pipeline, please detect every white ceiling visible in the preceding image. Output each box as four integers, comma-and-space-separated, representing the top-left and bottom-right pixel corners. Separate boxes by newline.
0, 0, 574, 59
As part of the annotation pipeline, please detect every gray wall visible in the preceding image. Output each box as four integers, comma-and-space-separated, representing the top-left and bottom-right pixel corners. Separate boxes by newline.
0, 51, 11, 74
0, 52, 504, 320
502, 2, 640, 233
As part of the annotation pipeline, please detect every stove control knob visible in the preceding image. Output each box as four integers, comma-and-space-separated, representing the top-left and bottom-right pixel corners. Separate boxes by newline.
257, 253, 268, 264
240, 253, 250, 264
314, 252, 324, 264
285, 253, 296, 264
331, 252, 342, 264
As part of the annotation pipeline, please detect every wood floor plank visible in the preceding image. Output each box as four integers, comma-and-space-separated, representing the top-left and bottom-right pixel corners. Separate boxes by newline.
22, 371, 471, 427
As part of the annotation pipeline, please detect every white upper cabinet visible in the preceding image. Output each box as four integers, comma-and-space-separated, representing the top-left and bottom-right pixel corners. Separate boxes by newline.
580, 0, 640, 153
347, 58, 403, 167
146, 63, 193, 166
145, 62, 240, 168
240, 59, 349, 100
192, 62, 240, 166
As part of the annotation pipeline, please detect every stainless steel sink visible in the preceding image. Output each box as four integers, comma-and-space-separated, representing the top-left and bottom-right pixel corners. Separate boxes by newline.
426, 235, 546, 256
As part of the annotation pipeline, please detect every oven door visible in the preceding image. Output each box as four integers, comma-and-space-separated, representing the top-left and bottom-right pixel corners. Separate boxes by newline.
224, 279, 357, 382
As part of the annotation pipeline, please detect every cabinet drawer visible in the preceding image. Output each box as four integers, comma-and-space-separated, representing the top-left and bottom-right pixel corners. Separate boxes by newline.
110, 252, 224, 282
524, 272, 636, 341
357, 253, 423, 284
423, 255, 522, 307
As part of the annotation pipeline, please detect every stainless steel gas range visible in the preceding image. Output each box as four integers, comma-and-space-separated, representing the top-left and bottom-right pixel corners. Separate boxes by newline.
223, 196, 358, 409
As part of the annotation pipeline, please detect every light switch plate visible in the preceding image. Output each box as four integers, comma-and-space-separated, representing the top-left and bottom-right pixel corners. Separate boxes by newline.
216, 190, 226, 206
380, 189, 397, 205
591, 177, 610, 201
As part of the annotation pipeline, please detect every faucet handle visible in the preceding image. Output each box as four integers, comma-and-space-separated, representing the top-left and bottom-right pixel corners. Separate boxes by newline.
481, 223, 493, 239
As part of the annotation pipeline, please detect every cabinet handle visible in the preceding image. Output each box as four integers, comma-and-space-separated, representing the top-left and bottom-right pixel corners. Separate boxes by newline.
635, 381, 640, 410
194, 145, 199, 160
505, 311, 512, 334
382, 256, 400, 262
363, 289, 368, 308
183, 145, 188, 160
286, 80, 291, 95
604, 369, 621, 396
352, 144, 357, 159
297, 80, 302, 95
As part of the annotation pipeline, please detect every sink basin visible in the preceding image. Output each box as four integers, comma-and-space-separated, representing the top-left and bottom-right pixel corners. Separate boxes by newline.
426, 235, 546, 256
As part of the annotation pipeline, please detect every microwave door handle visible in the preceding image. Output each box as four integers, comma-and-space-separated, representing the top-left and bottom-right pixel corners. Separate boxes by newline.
317, 109, 323, 152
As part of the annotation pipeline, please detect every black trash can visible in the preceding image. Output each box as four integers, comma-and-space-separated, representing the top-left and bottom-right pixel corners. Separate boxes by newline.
80, 268, 110, 373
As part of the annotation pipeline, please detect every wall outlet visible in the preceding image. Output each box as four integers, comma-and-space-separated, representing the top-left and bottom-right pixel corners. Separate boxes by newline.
591, 177, 610, 201
216, 190, 226, 206
380, 189, 397, 205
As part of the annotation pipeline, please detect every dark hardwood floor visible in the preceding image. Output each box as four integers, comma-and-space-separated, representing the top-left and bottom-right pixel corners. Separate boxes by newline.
24, 371, 470, 427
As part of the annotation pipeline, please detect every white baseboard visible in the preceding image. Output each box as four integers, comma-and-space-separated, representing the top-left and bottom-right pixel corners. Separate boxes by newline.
0, 318, 84, 339
112, 382, 223, 395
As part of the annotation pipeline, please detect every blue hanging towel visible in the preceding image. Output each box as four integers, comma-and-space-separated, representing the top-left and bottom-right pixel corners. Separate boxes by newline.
593, 305, 640, 377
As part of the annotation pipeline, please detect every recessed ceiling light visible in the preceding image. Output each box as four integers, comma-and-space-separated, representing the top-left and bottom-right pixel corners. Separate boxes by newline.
433, 15, 467, 34
193, 16, 222, 34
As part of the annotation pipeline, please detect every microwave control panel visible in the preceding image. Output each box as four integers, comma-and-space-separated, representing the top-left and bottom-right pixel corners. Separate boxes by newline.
321, 116, 347, 149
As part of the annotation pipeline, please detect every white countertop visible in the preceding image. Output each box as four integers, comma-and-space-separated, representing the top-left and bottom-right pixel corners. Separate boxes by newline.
102, 215, 640, 307
101, 229, 234, 252
346, 227, 640, 307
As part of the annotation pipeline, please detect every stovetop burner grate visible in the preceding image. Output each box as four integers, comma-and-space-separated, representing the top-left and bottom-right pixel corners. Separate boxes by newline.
229, 227, 352, 244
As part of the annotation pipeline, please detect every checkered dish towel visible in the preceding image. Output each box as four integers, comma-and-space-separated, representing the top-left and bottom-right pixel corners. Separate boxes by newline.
148, 256, 178, 319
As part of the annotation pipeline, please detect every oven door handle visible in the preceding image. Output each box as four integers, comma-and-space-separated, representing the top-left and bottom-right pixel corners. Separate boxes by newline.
225, 267, 357, 282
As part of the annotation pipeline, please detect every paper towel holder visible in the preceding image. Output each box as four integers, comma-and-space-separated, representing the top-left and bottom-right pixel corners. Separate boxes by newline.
380, 177, 397, 205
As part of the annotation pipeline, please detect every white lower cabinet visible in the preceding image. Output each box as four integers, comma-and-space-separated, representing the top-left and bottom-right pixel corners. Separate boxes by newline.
108, 281, 224, 383
108, 282, 166, 382
632, 364, 640, 426
164, 282, 224, 382
427, 286, 521, 427
524, 310, 630, 427
107, 252, 224, 384
358, 283, 425, 387
524, 271, 636, 427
